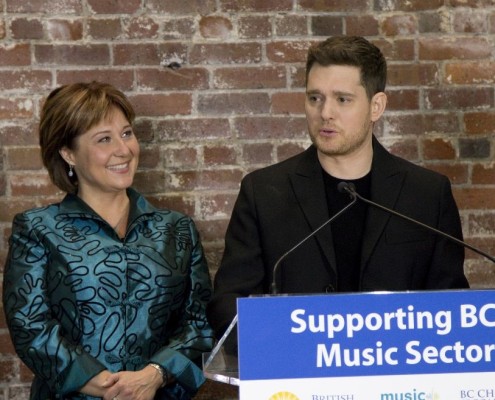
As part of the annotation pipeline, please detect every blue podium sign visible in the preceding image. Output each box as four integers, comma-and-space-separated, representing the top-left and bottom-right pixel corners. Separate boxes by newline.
237, 290, 495, 399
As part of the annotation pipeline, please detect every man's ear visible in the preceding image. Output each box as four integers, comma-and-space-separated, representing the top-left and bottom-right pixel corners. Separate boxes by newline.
59, 147, 75, 165
370, 92, 387, 122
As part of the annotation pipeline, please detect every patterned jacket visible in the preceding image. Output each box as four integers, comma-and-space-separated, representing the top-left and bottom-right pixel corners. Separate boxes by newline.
3, 188, 214, 399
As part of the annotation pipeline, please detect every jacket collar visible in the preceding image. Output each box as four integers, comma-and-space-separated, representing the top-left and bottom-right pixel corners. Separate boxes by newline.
59, 187, 158, 227
288, 137, 406, 276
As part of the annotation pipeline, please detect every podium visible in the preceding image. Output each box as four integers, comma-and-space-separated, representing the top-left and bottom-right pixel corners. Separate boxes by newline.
204, 290, 495, 399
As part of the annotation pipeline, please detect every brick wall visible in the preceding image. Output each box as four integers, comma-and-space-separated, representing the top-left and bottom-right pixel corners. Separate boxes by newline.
1, 0, 495, 398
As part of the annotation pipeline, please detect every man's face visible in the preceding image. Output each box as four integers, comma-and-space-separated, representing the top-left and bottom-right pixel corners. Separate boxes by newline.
305, 63, 385, 162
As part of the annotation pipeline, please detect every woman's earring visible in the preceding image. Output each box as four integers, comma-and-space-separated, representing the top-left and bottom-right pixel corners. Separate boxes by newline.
68, 164, 74, 177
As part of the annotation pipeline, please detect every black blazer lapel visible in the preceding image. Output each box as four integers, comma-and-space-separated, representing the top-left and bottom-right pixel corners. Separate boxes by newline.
361, 138, 406, 268
289, 146, 337, 274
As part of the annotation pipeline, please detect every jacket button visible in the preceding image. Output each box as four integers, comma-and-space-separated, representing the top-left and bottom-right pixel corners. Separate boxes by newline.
323, 284, 335, 293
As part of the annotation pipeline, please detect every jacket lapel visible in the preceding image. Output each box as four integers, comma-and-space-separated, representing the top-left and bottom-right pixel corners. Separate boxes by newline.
360, 138, 406, 267
289, 146, 337, 274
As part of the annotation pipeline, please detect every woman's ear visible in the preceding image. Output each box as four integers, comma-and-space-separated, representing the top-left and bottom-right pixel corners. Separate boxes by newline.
59, 147, 75, 166
370, 92, 387, 122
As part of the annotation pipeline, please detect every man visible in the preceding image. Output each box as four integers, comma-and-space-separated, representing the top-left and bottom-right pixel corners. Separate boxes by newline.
206, 36, 469, 339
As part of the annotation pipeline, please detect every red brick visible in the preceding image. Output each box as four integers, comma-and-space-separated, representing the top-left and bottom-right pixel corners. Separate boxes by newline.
387, 64, 439, 86
464, 112, 495, 135
386, 89, 419, 111
46, 19, 83, 41
271, 92, 305, 115
213, 66, 286, 89
147, 0, 216, 14
238, 15, 272, 39
423, 163, 469, 185
190, 43, 262, 65
290, 66, 306, 88
56, 70, 134, 91
198, 93, 270, 115
198, 193, 237, 219
234, 116, 307, 139
299, 0, 369, 11
137, 68, 209, 91
472, 164, 495, 185
196, 219, 230, 243
275, 15, 308, 36
0, 43, 30, 66
7, 0, 82, 13
382, 14, 417, 36
0, 97, 35, 120
445, 61, 495, 84
383, 113, 460, 136
311, 16, 344, 36
163, 18, 196, 40
87, 0, 140, 14
453, 188, 495, 209
386, 138, 419, 162
220, 0, 292, 12
87, 18, 122, 40
114, 43, 188, 66
133, 170, 166, 194
0, 123, 38, 146
155, 119, 231, 141
468, 213, 495, 236
242, 143, 274, 165
124, 16, 159, 39
345, 15, 380, 36
0, 331, 15, 355
0, 359, 16, 381
162, 147, 199, 169
199, 16, 233, 39
35, 44, 110, 66
10, 18, 43, 39
266, 40, 312, 63
419, 37, 491, 60
424, 87, 493, 110
10, 173, 60, 197
130, 93, 192, 117
204, 145, 237, 166
0, 70, 51, 91
6, 147, 42, 170
137, 146, 160, 169
375, 0, 445, 11
165, 170, 244, 191
147, 194, 195, 217
422, 138, 456, 160
453, 9, 488, 33
276, 142, 309, 162
373, 39, 415, 61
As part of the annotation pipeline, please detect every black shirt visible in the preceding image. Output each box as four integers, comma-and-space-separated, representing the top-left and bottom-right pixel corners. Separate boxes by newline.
323, 170, 371, 291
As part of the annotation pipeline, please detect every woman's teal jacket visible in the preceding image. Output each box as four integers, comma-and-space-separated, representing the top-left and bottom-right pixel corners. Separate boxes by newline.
3, 188, 214, 399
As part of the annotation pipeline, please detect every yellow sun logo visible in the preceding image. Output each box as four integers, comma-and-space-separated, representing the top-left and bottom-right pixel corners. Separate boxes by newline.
268, 392, 300, 400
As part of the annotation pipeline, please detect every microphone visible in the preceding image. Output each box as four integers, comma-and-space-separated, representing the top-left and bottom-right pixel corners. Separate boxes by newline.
337, 181, 495, 264
270, 194, 357, 295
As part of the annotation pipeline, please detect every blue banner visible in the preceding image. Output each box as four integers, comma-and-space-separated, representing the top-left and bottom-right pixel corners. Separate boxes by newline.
237, 290, 495, 381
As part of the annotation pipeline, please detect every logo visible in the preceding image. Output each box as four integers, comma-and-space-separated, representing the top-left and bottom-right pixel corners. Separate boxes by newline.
268, 391, 300, 400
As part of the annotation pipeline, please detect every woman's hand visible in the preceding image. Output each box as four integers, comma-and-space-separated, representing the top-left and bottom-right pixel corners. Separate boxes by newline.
79, 370, 115, 397
101, 365, 163, 400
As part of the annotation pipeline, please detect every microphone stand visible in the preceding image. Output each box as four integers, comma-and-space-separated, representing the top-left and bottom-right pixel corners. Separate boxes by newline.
338, 182, 495, 264
270, 195, 357, 294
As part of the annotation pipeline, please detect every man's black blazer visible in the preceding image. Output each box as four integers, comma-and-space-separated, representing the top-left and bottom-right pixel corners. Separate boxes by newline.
207, 137, 469, 337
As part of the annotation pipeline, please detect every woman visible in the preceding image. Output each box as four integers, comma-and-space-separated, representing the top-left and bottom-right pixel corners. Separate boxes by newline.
3, 82, 214, 400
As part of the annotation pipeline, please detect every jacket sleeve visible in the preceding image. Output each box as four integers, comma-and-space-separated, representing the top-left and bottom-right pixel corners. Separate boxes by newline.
424, 176, 470, 289
149, 217, 214, 395
2, 213, 106, 395
206, 174, 268, 338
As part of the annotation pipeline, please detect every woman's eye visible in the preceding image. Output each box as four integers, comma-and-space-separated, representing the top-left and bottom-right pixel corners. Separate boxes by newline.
122, 129, 133, 138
